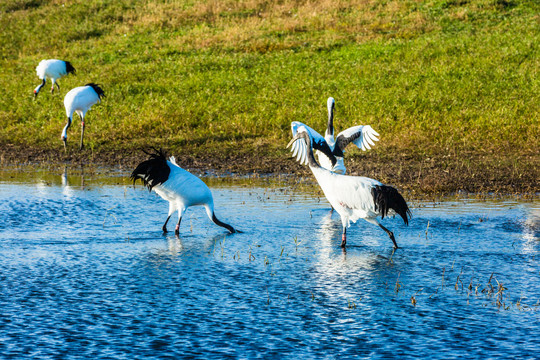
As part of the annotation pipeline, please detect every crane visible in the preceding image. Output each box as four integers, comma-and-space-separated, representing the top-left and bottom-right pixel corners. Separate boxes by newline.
34, 59, 75, 98
131, 149, 238, 236
288, 125, 411, 248
62, 83, 104, 150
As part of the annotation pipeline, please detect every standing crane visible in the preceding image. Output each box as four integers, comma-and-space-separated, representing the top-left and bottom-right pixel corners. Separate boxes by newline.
34, 59, 75, 98
288, 125, 411, 248
131, 149, 239, 236
62, 83, 105, 150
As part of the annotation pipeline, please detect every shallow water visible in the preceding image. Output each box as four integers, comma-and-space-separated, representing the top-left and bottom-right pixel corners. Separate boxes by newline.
0, 167, 539, 359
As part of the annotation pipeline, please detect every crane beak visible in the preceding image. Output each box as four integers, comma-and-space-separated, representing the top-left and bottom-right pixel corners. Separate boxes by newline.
62, 136, 67, 151
33, 90, 38, 100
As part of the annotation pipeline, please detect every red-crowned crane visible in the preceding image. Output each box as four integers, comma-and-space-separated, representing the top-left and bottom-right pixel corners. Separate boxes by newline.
288, 125, 411, 248
62, 83, 105, 150
34, 59, 75, 98
291, 97, 379, 174
131, 149, 238, 236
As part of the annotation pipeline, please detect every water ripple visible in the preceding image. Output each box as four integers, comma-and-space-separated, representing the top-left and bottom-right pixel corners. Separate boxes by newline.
0, 179, 538, 358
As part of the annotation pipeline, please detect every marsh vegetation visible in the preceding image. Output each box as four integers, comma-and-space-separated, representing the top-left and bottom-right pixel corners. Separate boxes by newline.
0, 0, 538, 193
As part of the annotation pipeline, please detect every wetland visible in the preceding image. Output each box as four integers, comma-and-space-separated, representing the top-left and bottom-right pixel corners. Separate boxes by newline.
1, 166, 538, 358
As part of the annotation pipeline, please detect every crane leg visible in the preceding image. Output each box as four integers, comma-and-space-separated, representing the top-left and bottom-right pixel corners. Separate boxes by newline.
379, 224, 398, 249
175, 216, 182, 236
55, 82, 60, 91
162, 215, 171, 233
79, 120, 85, 150
340, 228, 347, 248
174, 207, 186, 236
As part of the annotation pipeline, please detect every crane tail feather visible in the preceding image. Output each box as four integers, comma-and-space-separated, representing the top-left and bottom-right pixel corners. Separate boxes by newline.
130, 148, 171, 191
65, 61, 76, 75
371, 185, 411, 225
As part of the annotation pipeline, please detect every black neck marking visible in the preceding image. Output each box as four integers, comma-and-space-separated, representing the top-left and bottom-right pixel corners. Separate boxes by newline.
327, 102, 334, 136
311, 135, 337, 167
36, 79, 46, 92
212, 213, 236, 233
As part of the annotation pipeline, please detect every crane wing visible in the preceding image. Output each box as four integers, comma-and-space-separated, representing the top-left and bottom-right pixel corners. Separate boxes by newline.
287, 125, 313, 165
333, 125, 379, 156
291, 121, 325, 145
36, 59, 63, 79
289, 129, 309, 165
291, 121, 334, 165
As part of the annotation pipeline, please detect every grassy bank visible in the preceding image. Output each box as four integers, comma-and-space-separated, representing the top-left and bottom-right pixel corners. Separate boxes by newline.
0, 0, 538, 193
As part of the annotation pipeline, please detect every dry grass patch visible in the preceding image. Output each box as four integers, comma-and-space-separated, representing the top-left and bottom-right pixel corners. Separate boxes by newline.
122, 0, 439, 51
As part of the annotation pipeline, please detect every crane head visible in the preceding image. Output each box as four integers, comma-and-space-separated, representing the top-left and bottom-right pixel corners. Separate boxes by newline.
61, 117, 71, 151
327, 97, 335, 112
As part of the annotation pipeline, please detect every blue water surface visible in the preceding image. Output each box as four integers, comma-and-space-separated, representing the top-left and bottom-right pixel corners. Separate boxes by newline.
0, 168, 538, 359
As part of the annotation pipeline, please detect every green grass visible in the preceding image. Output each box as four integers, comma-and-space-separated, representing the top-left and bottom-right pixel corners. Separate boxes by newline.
0, 0, 538, 170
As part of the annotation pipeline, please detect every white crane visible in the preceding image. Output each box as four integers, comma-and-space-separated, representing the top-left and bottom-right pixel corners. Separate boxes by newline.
62, 83, 105, 150
131, 149, 238, 236
34, 59, 75, 98
288, 126, 411, 248
291, 97, 380, 174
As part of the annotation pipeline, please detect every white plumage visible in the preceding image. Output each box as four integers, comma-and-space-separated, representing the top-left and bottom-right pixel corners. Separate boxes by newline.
288, 126, 411, 248
131, 149, 238, 235
290, 97, 379, 174
34, 59, 75, 98
62, 83, 105, 150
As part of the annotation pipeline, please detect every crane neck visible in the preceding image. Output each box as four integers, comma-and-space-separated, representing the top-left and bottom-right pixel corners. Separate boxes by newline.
62, 117, 72, 138
34, 79, 46, 94
326, 106, 334, 138
326, 98, 335, 139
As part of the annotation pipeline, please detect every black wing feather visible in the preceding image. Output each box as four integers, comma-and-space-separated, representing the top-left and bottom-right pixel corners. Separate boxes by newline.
130, 148, 170, 191
333, 132, 362, 158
